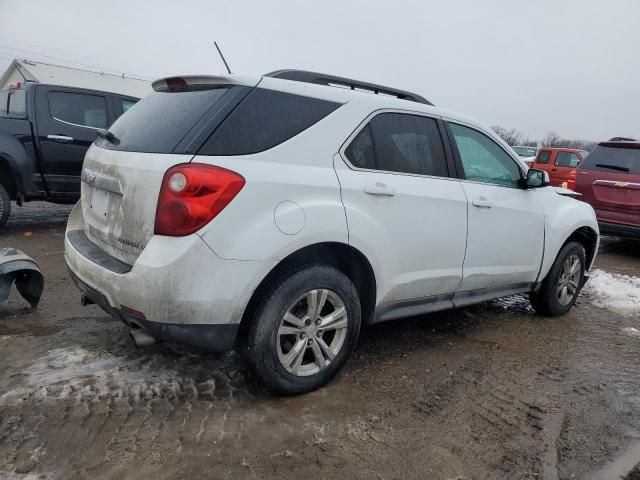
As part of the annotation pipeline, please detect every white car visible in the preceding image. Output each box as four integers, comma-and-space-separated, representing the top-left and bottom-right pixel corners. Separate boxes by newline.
65, 70, 599, 394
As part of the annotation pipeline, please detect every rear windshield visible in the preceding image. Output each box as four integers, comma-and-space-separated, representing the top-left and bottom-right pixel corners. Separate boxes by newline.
580, 145, 640, 174
98, 87, 231, 153
0, 89, 26, 118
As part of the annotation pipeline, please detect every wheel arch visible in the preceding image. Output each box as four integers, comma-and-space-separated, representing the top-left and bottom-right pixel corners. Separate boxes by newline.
562, 226, 598, 271
236, 241, 377, 346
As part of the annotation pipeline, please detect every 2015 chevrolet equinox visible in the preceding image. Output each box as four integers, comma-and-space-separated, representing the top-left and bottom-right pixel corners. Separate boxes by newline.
65, 70, 599, 394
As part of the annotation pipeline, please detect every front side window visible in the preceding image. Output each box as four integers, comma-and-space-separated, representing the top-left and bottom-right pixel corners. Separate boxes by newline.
448, 123, 522, 187
344, 113, 448, 177
536, 150, 551, 164
555, 151, 581, 167
48, 92, 107, 129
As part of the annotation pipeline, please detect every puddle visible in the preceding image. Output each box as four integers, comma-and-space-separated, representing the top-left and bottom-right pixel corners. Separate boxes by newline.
590, 441, 640, 480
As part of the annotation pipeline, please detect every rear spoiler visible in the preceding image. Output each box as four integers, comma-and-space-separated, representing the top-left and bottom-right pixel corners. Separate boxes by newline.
152, 75, 260, 92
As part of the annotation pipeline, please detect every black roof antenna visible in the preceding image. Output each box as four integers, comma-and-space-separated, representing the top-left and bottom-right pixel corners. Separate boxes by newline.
214, 41, 232, 74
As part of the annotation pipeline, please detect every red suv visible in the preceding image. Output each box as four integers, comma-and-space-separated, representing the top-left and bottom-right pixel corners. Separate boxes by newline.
530, 147, 589, 188
574, 141, 640, 238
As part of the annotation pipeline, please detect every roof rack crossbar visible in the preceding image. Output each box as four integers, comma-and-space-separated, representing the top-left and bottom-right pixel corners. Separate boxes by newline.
265, 69, 433, 106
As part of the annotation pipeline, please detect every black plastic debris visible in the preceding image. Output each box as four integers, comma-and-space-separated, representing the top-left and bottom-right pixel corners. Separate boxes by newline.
0, 248, 44, 307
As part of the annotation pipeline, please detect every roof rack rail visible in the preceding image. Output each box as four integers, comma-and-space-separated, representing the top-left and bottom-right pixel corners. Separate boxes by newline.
265, 69, 433, 106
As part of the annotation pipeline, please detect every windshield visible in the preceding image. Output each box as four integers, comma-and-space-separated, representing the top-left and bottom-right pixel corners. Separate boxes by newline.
580, 145, 640, 174
513, 146, 537, 157
0, 89, 26, 118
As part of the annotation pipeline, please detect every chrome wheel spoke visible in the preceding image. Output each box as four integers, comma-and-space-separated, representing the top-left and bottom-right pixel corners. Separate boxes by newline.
310, 339, 327, 369
279, 325, 304, 336
316, 337, 336, 361
319, 306, 347, 329
281, 338, 307, 371
277, 288, 347, 377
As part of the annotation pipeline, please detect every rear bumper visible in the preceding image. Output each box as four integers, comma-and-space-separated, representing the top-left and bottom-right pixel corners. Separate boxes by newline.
64, 203, 275, 352
69, 268, 238, 351
598, 221, 640, 239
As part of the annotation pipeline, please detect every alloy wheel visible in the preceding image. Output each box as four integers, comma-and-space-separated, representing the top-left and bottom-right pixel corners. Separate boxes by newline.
557, 254, 581, 306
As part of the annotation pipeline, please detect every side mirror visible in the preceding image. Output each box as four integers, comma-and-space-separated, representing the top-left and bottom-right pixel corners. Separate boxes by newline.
523, 168, 550, 188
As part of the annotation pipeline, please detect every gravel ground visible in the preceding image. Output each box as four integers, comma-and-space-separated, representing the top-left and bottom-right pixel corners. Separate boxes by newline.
1, 202, 640, 480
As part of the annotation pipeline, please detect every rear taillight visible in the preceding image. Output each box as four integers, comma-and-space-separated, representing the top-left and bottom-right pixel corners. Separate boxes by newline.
567, 169, 577, 191
154, 163, 245, 236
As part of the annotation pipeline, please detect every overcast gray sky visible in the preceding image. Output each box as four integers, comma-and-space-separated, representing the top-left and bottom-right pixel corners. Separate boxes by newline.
0, 0, 638, 141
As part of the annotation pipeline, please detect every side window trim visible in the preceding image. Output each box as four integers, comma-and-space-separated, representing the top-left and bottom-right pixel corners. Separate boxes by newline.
47, 89, 109, 131
443, 120, 525, 188
338, 108, 454, 180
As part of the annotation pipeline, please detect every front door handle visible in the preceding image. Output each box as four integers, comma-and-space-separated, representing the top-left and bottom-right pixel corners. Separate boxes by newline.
364, 183, 395, 196
551, 168, 558, 172
47, 134, 74, 143
472, 197, 492, 208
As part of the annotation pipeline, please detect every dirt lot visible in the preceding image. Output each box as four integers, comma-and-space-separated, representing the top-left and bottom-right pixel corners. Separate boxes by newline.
1, 202, 640, 480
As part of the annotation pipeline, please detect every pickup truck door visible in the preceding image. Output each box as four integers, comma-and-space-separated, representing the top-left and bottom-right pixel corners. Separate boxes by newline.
34, 86, 114, 197
445, 121, 545, 295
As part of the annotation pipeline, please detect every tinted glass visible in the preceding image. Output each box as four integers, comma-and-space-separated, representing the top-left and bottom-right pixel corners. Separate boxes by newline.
345, 124, 375, 169
102, 88, 229, 153
201, 88, 340, 156
555, 151, 581, 167
121, 99, 136, 112
0, 89, 26, 118
345, 113, 447, 177
449, 123, 522, 187
537, 150, 551, 164
49, 92, 107, 129
580, 145, 640, 174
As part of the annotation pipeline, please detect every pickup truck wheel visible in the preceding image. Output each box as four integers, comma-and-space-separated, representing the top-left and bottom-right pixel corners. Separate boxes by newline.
530, 241, 585, 316
0, 184, 10, 229
244, 264, 361, 395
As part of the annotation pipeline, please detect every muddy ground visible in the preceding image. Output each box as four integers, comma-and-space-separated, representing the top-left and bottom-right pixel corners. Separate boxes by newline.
1, 202, 639, 480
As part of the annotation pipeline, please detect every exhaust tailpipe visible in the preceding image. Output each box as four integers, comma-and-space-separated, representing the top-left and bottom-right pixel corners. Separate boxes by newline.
129, 329, 156, 348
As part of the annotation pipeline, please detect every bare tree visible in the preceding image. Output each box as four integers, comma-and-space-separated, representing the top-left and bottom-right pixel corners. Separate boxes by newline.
491, 125, 530, 146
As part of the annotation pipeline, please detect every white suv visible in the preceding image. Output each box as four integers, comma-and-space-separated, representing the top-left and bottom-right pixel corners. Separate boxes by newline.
65, 70, 599, 394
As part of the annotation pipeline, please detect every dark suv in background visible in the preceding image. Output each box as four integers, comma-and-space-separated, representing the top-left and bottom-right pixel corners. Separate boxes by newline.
0, 81, 138, 228
574, 140, 640, 238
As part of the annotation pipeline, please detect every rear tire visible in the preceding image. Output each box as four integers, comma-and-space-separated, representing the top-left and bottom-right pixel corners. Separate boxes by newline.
530, 241, 585, 316
243, 264, 361, 395
0, 184, 10, 229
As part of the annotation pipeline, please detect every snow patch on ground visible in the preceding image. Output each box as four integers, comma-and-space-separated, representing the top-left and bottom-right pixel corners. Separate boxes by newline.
584, 269, 640, 317
622, 327, 640, 338
0, 346, 217, 405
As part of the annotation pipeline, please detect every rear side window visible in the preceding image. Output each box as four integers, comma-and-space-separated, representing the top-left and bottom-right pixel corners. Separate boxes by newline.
121, 98, 136, 112
49, 92, 107, 129
536, 150, 551, 164
102, 88, 230, 153
344, 113, 448, 177
580, 145, 640, 174
555, 151, 581, 167
200, 88, 340, 156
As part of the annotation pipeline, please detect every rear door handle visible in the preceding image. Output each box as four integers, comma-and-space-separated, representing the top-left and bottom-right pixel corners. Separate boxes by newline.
472, 197, 492, 208
364, 183, 395, 196
47, 134, 74, 143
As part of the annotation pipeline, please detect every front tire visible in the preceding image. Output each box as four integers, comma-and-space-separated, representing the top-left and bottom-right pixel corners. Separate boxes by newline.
244, 265, 361, 395
530, 241, 586, 316
0, 184, 10, 229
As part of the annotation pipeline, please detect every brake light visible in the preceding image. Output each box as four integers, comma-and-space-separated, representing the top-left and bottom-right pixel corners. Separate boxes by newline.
154, 163, 245, 236
567, 168, 577, 191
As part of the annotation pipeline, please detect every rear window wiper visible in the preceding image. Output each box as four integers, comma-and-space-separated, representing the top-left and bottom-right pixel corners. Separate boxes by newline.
96, 128, 119, 145
595, 163, 630, 172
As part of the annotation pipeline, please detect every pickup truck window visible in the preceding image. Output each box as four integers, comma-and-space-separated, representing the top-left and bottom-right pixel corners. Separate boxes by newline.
536, 150, 551, 164
48, 91, 107, 129
0, 89, 26, 118
555, 151, 581, 167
